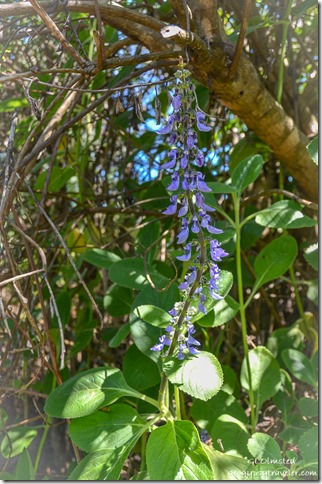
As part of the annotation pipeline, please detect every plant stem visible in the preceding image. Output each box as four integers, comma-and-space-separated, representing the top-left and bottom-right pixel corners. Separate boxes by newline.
174, 386, 182, 420
233, 193, 255, 432
34, 418, 51, 476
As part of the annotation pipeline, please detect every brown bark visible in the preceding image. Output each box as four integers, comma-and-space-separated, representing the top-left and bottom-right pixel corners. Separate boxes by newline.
0, 0, 318, 201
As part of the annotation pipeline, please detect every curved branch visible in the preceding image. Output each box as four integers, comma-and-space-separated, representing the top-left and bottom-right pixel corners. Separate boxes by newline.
163, 2, 318, 202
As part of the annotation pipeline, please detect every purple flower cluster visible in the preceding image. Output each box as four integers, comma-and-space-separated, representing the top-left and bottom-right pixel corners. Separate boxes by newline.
151, 66, 228, 360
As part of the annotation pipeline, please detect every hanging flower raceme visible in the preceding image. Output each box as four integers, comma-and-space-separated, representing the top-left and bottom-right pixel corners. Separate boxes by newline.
150, 63, 228, 361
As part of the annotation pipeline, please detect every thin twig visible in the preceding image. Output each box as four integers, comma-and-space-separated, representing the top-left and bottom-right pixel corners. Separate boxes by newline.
23, 179, 104, 327
0, 269, 45, 288
29, 0, 89, 69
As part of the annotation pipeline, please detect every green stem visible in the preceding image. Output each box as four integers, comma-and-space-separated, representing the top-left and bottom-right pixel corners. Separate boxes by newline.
140, 432, 147, 472
174, 386, 182, 420
233, 194, 255, 432
33, 418, 51, 476
34, 376, 57, 475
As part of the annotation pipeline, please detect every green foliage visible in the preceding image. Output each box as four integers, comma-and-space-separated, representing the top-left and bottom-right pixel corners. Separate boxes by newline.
0, 428, 38, 459
241, 347, 281, 412
2, 3, 318, 478
44, 367, 144, 418
146, 420, 215, 480
253, 235, 298, 291
163, 351, 223, 401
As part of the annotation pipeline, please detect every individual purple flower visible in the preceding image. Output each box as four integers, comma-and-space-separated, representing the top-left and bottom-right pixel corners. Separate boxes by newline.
177, 242, 193, 261
180, 154, 189, 169
178, 198, 188, 217
198, 293, 207, 314
169, 308, 177, 317
195, 192, 204, 208
200, 211, 211, 228
172, 93, 182, 110
162, 194, 178, 215
169, 132, 177, 144
196, 172, 212, 192
165, 325, 174, 333
178, 266, 197, 290
196, 111, 212, 132
210, 263, 221, 281
191, 215, 200, 233
177, 217, 189, 244
187, 129, 197, 148
151, 334, 172, 351
168, 171, 180, 191
178, 343, 186, 360
157, 114, 175, 134
207, 225, 223, 235
210, 240, 229, 262
202, 203, 216, 212
196, 150, 205, 167
162, 150, 177, 171
209, 284, 223, 300
187, 344, 199, 355
187, 333, 201, 347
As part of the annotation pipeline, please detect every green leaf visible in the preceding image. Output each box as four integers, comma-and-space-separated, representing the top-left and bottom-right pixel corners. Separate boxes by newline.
69, 404, 145, 452
197, 296, 238, 328
109, 257, 168, 290
255, 200, 316, 229
35, 166, 75, 192
254, 235, 298, 290
0, 427, 38, 458
298, 427, 318, 463
202, 445, 253, 480
109, 322, 131, 348
231, 155, 264, 195
303, 243, 318, 270
104, 284, 133, 317
266, 323, 305, 365
69, 442, 137, 480
240, 347, 281, 410
163, 351, 223, 401
307, 136, 318, 165
298, 397, 318, 417
221, 364, 240, 396
279, 415, 311, 444
130, 317, 162, 363
82, 249, 121, 269
13, 449, 35, 480
0, 97, 28, 112
211, 415, 251, 458
146, 420, 215, 480
272, 370, 295, 424
191, 391, 248, 431
213, 296, 239, 326
137, 221, 160, 263
281, 349, 317, 387
44, 367, 143, 418
206, 181, 237, 194
132, 283, 180, 312
123, 344, 161, 390
134, 305, 171, 328
247, 432, 282, 461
